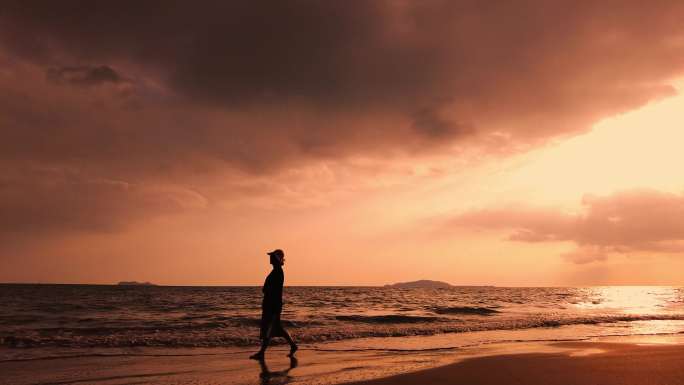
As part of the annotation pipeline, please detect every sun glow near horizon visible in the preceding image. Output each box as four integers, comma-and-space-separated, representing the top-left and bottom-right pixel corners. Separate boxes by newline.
495, 79, 684, 205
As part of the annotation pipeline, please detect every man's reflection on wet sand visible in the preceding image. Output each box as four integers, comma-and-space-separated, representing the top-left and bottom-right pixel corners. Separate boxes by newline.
258, 356, 298, 385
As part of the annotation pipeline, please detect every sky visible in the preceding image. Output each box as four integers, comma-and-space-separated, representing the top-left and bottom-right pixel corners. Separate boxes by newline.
2, 1, 684, 286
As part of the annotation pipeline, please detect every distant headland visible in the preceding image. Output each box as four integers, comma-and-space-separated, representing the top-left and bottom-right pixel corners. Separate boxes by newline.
117, 281, 157, 286
384, 280, 493, 289
384, 280, 453, 289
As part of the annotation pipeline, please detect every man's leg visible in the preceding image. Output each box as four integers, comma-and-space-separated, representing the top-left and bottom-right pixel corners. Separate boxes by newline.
250, 336, 270, 359
251, 317, 274, 360
282, 329, 298, 356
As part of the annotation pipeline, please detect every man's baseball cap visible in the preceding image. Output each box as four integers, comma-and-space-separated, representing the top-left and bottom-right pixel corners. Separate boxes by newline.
267, 249, 284, 258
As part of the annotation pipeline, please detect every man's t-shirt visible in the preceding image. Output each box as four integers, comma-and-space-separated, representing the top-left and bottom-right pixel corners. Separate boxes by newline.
262, 266, 283, 313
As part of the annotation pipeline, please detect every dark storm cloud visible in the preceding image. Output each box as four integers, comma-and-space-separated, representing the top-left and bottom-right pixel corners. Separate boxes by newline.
2, 1, 684, 165
0, 1, 438, 107
47, 65, 124, 86
447, 190, 684, 263
1, 1, 684, 240
411, 108, 470, 139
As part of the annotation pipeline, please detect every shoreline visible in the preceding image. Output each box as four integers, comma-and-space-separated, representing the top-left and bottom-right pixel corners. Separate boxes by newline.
2, 334, 684, 384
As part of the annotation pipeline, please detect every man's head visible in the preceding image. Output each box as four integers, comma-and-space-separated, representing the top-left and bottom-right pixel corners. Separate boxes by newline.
267, 249, 285, 266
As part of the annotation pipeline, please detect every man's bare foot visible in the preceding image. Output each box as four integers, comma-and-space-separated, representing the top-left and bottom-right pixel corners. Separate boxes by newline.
249, 352, 265, 360
287, 345, 298, 357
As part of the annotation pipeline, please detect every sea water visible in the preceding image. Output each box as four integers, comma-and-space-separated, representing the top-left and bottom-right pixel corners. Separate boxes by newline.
2, 284, 684, 361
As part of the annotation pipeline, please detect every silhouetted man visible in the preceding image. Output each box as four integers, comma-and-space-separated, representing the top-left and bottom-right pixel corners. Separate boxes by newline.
250, 249, 298, 359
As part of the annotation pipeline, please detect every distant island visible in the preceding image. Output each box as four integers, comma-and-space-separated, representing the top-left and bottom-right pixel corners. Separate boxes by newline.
384, 280, 453, 289
117, 281, 157, 286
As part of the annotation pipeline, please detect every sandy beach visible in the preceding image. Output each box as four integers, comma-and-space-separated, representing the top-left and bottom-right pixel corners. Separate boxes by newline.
3, 337, 684, 385
348, 341, 684, 385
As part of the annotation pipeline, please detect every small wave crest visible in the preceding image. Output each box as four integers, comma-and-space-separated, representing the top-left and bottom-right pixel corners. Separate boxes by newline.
334, 315, 443, 324
431, 306, 500, 315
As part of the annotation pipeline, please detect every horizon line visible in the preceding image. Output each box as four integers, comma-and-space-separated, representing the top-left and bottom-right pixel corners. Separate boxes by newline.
1, 282, 681, 288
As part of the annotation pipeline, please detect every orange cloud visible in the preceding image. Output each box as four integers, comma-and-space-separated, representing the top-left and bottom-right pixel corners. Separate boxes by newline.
0, 166, 207, 243
449, 189, 684, 263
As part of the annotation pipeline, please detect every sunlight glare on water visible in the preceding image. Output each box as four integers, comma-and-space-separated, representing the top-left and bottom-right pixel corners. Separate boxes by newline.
573, 286, 681, 315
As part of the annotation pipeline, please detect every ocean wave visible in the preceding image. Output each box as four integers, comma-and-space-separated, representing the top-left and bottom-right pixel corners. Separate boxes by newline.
4, 313, 684, 349
431, 306, 500, 315
334, 315, 444, 323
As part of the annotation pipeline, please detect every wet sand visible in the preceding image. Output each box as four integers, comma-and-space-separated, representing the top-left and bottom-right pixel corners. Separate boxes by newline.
2, 338, 684, 384
347, 341, 684, 385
